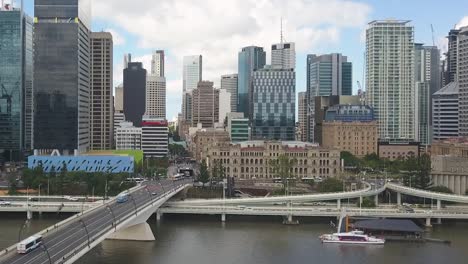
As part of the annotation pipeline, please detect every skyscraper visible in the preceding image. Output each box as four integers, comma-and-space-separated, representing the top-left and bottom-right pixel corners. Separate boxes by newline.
141, 117, 168, 158
218, 88, 231, 124
151, 50, 164, 77
445, 29, 460, 86
90, 32, 113, 150
237, 46, 266, 119
251, 67, 295, 140
123, 62, 147, 127
145, 75, 166, 119
0, 3, 33, 160
459, 27, 468, 136
366, 20, 415, 142
414, 44, 441, 146
271, 42, 296, 69
34, 0, 91, 154
306, 53, 352, 142
298, 92, 307, 142
432, 82, 459, 140
114, 84, 123, 112
191, 81, 219, 128
182, 55, 202, 121
221, 74, 238, 113
124, 53, 132, 69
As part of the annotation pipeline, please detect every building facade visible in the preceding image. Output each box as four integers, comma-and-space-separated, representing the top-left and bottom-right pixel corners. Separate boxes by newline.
322, 105, 378, 157
221, 74, 238, 113
205, 141, 342, 180
90, 32, 113, 150
378, 141, 420, 161
189, 129, 230, 162
182, 55, 202, 121
123, 62, 147, 127
298, 92, 307, 142
271, 42, 295, 69
114, 84, 123, 112
145, 75, 166, 119
445, 29, 460, 86
151, 50, 164, 77
306, 53, 353, 142
115, 121, 142, 150
251, 67, 295, 141
237, 46, 266, 119
0, 5, 33, 160
433, 82, 459, 141
459, 27, 468, 137
227, 112, 249, 142
28, 154, 134, 173
414, 44, 441, 146
34, 0, 91, 154
366, 20, 415, 142
191, 81, 219, 128
218, 88, 231, 124
141, 117, 168, 158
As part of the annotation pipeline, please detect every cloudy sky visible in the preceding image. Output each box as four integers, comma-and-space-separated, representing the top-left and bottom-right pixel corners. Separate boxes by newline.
21, 0, 468, 120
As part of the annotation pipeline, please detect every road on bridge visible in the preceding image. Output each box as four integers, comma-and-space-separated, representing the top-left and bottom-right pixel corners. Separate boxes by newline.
0, 179, 190, 264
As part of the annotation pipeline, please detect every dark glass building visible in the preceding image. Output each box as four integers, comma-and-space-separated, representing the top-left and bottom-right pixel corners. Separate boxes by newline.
251, 67, 296, 140
123, 62, 147, 127
0, 5, 33, 161
34, 0, 91, 154
237, 46, 266, 119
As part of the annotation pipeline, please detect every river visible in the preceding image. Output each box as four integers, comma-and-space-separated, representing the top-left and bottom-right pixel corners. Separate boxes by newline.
1, 214, 468, 264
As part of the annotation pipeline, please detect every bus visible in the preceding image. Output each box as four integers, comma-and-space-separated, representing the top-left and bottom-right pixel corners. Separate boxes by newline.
17, 235, 42, 254
125, 177, 145, 184
116, 192, 129, 203
171, 173, 184, 181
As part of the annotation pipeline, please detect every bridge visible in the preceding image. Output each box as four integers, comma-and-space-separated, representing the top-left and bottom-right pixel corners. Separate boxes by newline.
0, 179, 191, 264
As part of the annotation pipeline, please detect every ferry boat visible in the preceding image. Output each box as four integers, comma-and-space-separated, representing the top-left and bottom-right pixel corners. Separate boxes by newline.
320, 212, 385, 245
320, 230, 385, 245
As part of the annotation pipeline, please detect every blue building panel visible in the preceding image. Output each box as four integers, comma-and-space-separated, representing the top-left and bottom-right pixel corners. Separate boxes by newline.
28, 155, 134, 173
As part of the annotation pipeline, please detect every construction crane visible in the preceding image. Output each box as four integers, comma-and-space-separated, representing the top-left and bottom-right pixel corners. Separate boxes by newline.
431, 24, 436, 46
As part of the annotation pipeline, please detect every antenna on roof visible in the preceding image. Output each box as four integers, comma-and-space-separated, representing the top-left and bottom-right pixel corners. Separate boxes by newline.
280, 17, 283, 44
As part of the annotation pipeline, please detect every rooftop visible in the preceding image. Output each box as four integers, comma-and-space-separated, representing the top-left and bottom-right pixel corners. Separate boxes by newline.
434, 82, 458, 96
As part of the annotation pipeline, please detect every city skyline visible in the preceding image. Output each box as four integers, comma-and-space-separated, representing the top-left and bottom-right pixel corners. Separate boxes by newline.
15, 0, 468, 120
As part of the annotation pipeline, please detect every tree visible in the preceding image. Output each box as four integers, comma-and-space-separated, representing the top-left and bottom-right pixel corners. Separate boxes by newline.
269, 155, 297, 195
428, 185, 453, 194
7, 172, 18, 195
59, 161, 68, 196
211, 160, 225, 183
198, 160, 210, 187
317, 178, 344, 193
340, 151, 361, 168
359, 197, 376, 208
402, 154, 431, 189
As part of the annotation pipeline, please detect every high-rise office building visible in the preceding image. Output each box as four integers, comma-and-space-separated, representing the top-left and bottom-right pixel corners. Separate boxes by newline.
191, 81, 219, 128
114, 84, 123, 112
366, 20, 415, 142
414, 44, 441, 146
238, 46, 266, 119
459, 27, 468, 136
115, 121, 141, 150
90, 32, 113, 150
0, 3, 33, 160
182, 55, 202, 121
124, 53, 131, 69
34, 0, 91, 154
306, 53, 352, 142
445, 29, 460, 86
432, 82, 459, 140
145, 75, 166, 119
221, 74, 238, 113
151, 50, 164, 77
298, 92, 307, 142
141, 117, 168, 158
123, 62, 147, 127
251, 67, 295, 140
218, 88, 231, 124
271, 42, 296, 69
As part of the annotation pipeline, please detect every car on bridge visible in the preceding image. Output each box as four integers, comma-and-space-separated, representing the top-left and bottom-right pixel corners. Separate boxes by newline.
116, 192, 129, 203
0, 200, 11, 206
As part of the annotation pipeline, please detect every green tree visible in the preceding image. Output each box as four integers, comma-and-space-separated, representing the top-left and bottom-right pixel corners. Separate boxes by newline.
317, 178, 344, 193
7, 172, 18, 195
269, 155, 297, 195
402, 154, 432, 189
341, 151, 361, 168
359, 197, 376, 208
198, 160, 210, 187
211, 160, 226, 183
428, 185, 453, 194
59, 161, 68, 196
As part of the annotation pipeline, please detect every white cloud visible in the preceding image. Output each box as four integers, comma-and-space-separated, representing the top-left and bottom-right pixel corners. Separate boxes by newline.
456, 16, 468, 29
105, 28, 126, 46
97, 0, 372, 116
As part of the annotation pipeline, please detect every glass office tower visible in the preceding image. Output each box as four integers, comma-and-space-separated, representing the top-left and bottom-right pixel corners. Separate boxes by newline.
238, 46, 266, 119
0, 4, 33, 161
34, 0, 91, 154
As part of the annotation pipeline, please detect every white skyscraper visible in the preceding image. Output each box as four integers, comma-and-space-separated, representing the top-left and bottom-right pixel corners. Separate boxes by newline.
366, 20, 415, 141
221, 74, 238, 113
218, 88, 231, 124
182, 55, 202, 121
146, 75, 166, 119
151, 50, 164, 77
271, 42, 295, 70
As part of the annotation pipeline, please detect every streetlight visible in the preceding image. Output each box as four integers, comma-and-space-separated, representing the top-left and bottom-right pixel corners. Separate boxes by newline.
38, 184, 42, 203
